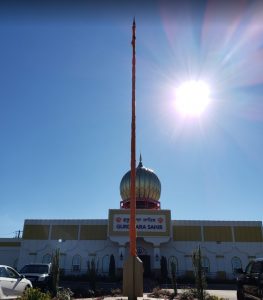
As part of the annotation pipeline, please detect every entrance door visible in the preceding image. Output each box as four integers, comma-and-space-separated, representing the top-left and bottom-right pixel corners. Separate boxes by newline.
139, 255, 151, 277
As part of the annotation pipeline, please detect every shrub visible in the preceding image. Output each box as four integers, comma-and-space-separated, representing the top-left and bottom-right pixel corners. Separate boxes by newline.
171, 260, 177, 296
109, 254, 116, 280
51, 248, 60, 296
18, 288, 51, 300
87, 258, 97, 291
178, 289, 227, 300
148, 287, 173, 298
160, 256, 168, 281
149, 287, 161, 298
192, 246, 207, 300
111, 288, 122, 296
56, 287, 74, 300
205, 295, 226, 300
179, 290, 195, 300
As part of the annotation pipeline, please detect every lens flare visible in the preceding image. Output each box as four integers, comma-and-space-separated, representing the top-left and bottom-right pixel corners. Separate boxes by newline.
175, 80, 211, 116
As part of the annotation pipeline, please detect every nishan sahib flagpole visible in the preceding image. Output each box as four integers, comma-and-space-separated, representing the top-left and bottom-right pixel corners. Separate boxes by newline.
123, 18, 143, 300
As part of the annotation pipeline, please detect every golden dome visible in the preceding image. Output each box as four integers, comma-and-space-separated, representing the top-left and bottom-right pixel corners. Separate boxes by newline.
120, 156, 161, 209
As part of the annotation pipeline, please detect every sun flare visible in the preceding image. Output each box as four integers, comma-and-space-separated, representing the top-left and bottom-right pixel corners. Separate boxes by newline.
175, 80, 211, 116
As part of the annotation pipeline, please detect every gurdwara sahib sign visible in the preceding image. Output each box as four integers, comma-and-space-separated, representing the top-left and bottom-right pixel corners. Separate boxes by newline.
113, 214, 166, 232
108, 209, 171, 237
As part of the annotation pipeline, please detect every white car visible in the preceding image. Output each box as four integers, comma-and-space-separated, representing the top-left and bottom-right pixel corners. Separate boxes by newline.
0, 265, 32, 299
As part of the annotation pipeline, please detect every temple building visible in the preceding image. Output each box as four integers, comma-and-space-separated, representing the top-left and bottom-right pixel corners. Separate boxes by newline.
0, 156, 262, 280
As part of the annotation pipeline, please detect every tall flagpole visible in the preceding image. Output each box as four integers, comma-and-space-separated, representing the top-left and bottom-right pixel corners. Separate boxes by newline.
130, 17, 136, 257
123, 19, 143, 300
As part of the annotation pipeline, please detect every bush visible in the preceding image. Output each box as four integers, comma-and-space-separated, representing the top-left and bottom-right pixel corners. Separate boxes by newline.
18, 288, 51, 300
51, 248, 60, 296
109, 254, 116, 280
148, 287, 174, 298
87, 258, 97, 291
179, 290, 195, 300
56, 287, 74, 300
111, 288, 122, 296
205, 295, 226, 300
160, 256, 168, 281
171, 260, 177, 296
192, 246, 207, 300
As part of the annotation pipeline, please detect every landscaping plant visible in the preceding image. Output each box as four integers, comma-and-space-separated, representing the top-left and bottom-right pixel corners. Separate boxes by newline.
192, 245, 207, 300
87, 258, 97, 291
51, 248, 60, 296
56, 287, 74, 300
18, 288, 51, 300
160, 256, 168, 282
170, 260, 177, 296
109, 254, 116, 280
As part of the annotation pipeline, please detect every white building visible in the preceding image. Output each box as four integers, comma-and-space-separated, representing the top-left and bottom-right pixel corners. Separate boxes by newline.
1, 157, 262, 280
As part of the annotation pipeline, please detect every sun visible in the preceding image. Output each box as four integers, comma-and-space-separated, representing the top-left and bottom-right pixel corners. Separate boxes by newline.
175, 80, 211, 116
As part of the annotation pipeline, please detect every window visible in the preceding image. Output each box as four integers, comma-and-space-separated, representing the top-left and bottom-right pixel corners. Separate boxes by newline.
102, 255, 110, 273
59, 253, 66, 269
42, 254, 52, 264
231, 257, 242, 273
245, 261, 254, 274
0, 267, 9, 277
6, 267, 19, 279
72, 254, 81, 272
202, 256, 210, 273
20, 264, 49, 274
251, 261, 263, 274
13, 259, 18, 270
248, 256, 256, 261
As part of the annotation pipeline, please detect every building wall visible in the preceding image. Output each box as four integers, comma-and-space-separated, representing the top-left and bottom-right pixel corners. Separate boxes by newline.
17, 219, 117, 275
161, 240, 263, 279
17, 239, 117, 275
0, 238, 21, 269
0, 218, 262, 280
168, 220, 263, 279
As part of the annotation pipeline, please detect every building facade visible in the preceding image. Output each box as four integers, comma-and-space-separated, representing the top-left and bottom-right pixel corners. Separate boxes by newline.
0, 158, 262, 280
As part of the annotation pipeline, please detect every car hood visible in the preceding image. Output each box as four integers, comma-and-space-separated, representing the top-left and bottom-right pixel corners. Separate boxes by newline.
21, 272, 49, 276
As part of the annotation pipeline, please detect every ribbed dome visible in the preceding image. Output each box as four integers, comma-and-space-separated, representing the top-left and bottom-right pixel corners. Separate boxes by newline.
120, 156, 161, 209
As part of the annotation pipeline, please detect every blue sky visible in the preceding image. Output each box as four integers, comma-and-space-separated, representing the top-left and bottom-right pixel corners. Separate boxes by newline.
1, 1, 263, 237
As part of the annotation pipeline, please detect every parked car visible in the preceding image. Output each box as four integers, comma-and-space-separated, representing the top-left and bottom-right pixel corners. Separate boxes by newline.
20, 263, 52, 291
237, 258, 263, 300
0, 265, 32, 299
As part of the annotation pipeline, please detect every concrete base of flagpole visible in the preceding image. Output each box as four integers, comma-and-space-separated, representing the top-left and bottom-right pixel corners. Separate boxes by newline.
123, 255, 143, 300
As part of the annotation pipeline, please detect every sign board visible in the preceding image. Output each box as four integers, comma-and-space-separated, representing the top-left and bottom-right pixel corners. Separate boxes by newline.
113, 214, 166, 232
108, 209, 171, 237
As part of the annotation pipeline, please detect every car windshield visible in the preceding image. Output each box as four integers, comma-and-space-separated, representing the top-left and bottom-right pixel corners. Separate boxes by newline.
20, 265, 49, 273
